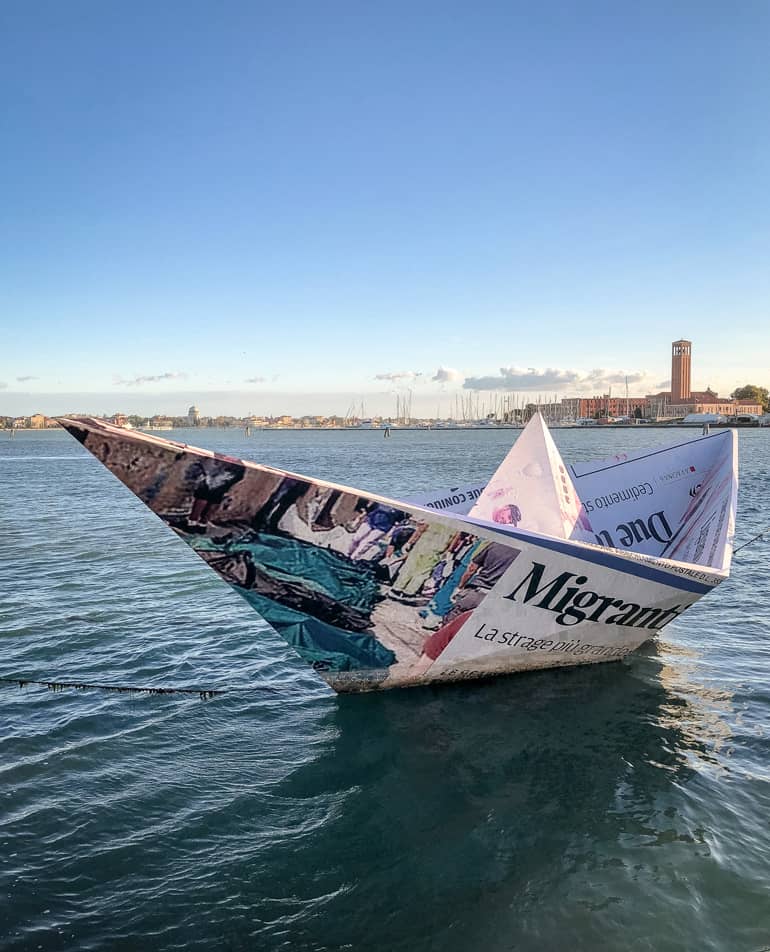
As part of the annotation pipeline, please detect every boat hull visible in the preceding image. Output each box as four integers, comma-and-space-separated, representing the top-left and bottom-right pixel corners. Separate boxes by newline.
58, 418, 723, 693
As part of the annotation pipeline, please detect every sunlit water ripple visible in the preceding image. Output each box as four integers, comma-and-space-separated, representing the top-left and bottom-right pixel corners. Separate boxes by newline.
1, 427, 769, 951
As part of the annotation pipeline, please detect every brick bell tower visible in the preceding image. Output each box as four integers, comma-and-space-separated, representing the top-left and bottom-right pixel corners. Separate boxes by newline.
671, 339, 692, 404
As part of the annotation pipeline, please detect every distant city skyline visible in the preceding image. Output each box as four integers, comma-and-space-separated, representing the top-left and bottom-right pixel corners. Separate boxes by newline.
3, 3, 768, 416
0, 381, 761, 422
2, 334, 762, 419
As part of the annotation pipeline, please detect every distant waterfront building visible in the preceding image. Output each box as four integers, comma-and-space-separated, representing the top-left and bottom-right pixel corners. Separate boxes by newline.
646, 339, 763, 416
149, 415, 174, 429
667, 397, 763, 417
562, 396, 648, 420
560, 338, 764, 421
187, 405, 201, 426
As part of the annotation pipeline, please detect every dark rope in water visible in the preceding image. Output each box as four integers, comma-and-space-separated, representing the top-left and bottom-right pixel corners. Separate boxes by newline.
0, 677, 225, 700
733, 525, 770, 555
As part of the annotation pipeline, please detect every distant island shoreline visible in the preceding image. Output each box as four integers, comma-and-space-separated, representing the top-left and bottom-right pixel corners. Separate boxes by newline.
4, 418, 768, 432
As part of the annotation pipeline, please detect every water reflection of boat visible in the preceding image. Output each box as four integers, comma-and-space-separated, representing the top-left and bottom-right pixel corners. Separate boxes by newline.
649, 640, 735, 768
57, 413, 738, 693
273, 655, 733, 949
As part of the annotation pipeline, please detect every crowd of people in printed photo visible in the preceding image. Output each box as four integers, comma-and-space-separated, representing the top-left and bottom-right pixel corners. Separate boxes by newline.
258, 481, 522, 673
390, 526, 521, 675
172, 462, 523, 676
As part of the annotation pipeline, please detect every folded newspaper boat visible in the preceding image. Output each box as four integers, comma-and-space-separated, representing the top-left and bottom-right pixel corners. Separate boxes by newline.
59, 415, 738, 693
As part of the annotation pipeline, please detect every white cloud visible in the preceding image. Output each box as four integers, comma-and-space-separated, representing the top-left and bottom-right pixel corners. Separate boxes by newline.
245, 376, 266, 383
464, 367, 580, 391
0, 381, 7, 390
432, 366, 464, 384
374, 371, 423, 382
463, 366, 653, 392
114, 372, 188, 387
585, 370, 648, 387
17, 375, 38, 382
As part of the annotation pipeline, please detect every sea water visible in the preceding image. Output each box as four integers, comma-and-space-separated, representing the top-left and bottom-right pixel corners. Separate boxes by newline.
1, 426, 769, 952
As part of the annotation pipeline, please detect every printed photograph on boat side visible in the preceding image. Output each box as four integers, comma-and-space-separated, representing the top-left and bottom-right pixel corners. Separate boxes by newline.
59, 418, 521, 689
60, 415, 737, 692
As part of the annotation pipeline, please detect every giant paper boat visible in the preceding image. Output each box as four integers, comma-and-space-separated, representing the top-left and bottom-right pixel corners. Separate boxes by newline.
59, 415, 738, 692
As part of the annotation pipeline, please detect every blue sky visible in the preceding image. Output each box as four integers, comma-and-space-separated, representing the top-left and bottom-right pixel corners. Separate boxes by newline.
2, 0, 768, 417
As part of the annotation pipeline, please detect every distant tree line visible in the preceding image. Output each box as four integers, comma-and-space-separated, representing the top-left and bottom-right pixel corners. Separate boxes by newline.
731, 385, 769, 412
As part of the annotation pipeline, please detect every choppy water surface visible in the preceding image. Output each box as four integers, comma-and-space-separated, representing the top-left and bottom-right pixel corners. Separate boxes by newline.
1, 426, 769, 952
